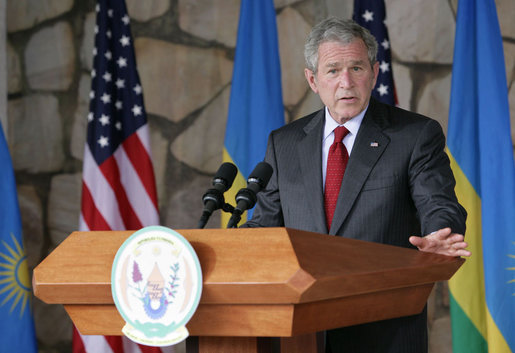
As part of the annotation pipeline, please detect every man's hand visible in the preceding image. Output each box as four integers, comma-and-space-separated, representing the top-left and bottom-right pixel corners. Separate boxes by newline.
409, 227, 471, 257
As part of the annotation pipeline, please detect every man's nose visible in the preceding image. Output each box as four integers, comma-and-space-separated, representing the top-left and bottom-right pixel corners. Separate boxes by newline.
339, 70, 353, 88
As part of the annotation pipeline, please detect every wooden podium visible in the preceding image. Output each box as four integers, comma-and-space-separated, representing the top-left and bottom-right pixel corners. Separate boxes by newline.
33, 227, 463, 353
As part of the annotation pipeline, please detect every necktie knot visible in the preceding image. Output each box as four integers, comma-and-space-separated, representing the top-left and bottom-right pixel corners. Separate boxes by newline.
333, 126, 350, 144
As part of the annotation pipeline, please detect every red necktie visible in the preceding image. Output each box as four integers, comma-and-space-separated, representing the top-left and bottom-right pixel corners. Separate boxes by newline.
324, 126, 350, 229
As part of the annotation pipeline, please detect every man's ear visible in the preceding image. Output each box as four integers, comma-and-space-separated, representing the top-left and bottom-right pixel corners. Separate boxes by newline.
304, 68, 319, 94
372, 61, 379, 87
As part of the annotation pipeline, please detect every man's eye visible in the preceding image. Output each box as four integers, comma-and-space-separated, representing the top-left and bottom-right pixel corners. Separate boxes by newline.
352, 66, 362, 71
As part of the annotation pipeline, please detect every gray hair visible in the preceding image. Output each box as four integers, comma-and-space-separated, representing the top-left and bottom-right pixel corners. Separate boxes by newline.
304, 17, 378, 73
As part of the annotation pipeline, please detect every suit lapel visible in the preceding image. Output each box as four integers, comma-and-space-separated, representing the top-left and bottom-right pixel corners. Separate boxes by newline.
297, 110, 327, 233
329, 100, 391, 235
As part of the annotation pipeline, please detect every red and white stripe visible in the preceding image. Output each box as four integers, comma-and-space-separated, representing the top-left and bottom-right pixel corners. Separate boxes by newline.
80, 125, 158, 231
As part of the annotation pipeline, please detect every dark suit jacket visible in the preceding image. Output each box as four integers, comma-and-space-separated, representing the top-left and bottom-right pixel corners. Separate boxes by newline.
245, 98, 466, 353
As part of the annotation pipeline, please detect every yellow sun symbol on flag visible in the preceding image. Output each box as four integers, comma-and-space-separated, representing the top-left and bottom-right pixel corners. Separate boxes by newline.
0, 233, 32, 317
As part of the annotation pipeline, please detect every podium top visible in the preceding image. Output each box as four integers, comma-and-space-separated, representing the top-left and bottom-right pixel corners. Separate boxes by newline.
33, 227, 463, 305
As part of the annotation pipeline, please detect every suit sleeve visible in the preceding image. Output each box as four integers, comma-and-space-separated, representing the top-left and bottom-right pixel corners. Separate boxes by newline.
242, 131, 285, 227
408, 119, 467, 235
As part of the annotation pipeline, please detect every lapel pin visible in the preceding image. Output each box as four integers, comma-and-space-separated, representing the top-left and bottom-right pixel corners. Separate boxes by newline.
370, 142, 379, 147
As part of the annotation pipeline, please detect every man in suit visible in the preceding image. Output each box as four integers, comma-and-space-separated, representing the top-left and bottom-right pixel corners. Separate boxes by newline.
244, 17, 470, 353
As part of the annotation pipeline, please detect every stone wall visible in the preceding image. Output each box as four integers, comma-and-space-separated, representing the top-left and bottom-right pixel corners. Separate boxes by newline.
5, 0, 515, 352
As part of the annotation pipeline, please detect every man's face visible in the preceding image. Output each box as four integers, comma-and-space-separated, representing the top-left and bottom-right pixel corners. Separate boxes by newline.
305, 39, 379, 124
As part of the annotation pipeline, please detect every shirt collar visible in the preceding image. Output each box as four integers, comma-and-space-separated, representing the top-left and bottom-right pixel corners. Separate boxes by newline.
323, 105, 368, 141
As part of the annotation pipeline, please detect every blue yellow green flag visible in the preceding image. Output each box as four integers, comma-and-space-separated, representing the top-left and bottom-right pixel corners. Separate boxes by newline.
447, 0, 515, 352
0, 124, 38, 352
222, 0, 284, 227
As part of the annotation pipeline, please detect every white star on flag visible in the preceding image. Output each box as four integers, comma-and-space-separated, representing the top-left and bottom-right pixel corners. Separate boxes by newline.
102, 72, 112, 82
97, 136, 109, 147
115, 78, 125, 89
101, 93, 111, 104
115, 121, 122, 130
362, 10, 374, 22
377, 83, 389, 96
381, 39, 390, 50
379, 61, 390, 73
89, 90, 95, 99
87, 112, 94, 122
105, 51, 112, 60
132, 104, 142, 116
121, 14, 130, 25
117, 57, 127, 68
120, 35, 130, 46
133, 84, 142, 95
99, 114, 110, 126
115, 100, 123, 110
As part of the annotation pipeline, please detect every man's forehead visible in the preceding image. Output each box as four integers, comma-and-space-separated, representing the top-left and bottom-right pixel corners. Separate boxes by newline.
322, 59, 367, 67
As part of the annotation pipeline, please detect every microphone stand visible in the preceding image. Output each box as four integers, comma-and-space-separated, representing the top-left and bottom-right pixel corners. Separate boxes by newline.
197, 202, 236, 229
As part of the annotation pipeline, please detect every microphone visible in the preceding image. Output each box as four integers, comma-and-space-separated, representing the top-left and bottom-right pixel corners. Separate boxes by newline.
197, 162, 238, 229
226, 162, 273, 228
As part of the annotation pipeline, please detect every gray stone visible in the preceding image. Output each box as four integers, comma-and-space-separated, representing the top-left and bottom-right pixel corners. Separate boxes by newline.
148, 122, 169, 210
502, 42, 514, 94
171, 87, 230, 174
17, 185, 44, 271
428, 316, 453, 353
8, 94, 65, 173
70, 74, 91, 161
47, 173, 82, 246
386, 0, 455, 64
392, 63, 412, 111
178, 0, 239, 47
80, 12, 96, 72
7, 0, 73, 33
295, 89, 323, 121
275, 0, 302, 8
497, 0, 515, 38
135, 38, 233, 122
7, 40, 21, 94
127, 0, 170, 22
323, 0, 354, 20
277, 7, 312, 108
417, 71, 452, 134
25, 21, 75, 90
163, 174, 215, 229
33, 298, 72, 347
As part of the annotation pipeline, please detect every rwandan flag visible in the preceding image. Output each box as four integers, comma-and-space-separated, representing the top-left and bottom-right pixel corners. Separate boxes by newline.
222, 0, 284, 227
0, 125, 38, 352
447, 0, 515, 352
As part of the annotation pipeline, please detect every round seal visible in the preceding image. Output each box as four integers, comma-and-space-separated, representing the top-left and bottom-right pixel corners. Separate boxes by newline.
111, 226, 202, 346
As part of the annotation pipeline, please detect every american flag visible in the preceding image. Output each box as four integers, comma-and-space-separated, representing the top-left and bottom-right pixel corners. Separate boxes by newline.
76, 1, 172, 352
353, 0, 397, 106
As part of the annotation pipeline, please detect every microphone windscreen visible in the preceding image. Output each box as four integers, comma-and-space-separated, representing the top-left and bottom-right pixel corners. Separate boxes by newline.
248, 162, 273, 188
214, 162, 238, 190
